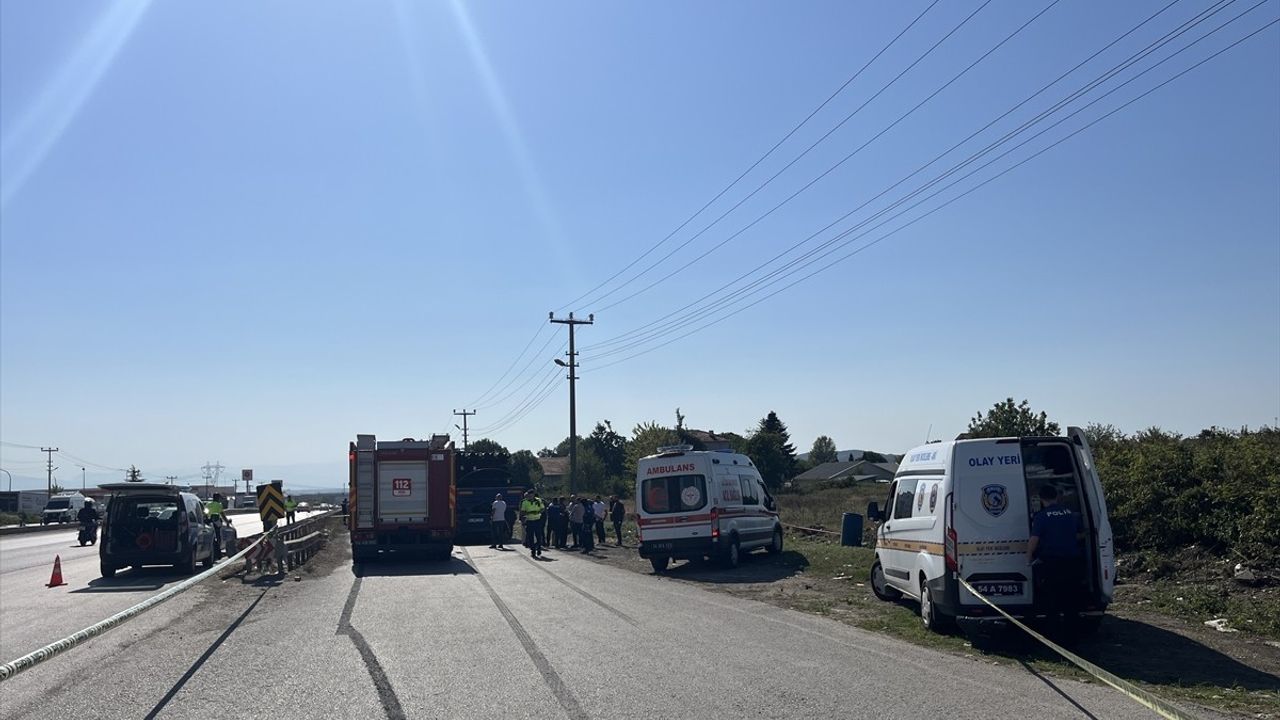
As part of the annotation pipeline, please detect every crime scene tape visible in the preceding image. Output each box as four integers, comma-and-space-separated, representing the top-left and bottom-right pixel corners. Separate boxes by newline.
0, 530, 275, 683
957, 576, 1200, 720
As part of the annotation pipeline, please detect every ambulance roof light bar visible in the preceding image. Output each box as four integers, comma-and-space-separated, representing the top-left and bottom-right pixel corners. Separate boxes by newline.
656, 444, 694, 455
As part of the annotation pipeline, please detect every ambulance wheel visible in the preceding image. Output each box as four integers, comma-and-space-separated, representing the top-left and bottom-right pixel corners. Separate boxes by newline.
920, 579, 950, 633
649, 556, 669, 573
870, 560, 900, 601
722, 537, 741, 569
767, 528, 783, 555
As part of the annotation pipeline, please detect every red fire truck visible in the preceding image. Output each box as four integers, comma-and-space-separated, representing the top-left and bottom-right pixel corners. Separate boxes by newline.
348, 434, 456, 561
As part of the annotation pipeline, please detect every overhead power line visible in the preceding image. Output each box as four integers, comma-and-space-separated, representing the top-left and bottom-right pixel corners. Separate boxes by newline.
585, 9, 1278, 372
578, 0, 1003, 316
555, 0, 946, 315
583, 0, 1247, 358
464, 321, 550, 408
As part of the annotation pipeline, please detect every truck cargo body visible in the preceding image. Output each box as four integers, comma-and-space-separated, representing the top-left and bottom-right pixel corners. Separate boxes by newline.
349, 434, 456, 561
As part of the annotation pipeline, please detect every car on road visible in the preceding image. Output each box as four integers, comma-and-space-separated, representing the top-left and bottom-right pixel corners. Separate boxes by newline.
98, 483, 217, 578
237, 497, 256, 509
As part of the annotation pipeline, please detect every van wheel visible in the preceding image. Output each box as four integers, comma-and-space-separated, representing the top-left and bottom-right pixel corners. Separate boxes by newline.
201, 551, 214, 569
920, 579, 949, 633
101, 563, 116, 578
870, 560, 901, 601
768, 528, 783, 555
649, 556, 669, 573
723, 537, 741, 569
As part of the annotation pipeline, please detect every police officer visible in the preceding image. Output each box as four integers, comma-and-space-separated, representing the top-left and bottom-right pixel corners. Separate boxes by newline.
285, 495, 298, 524
519, 490, 545, 558
1027, 485, 1083, 612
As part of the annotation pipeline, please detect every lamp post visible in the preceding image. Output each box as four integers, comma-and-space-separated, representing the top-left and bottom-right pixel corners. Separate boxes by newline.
82, 467, 86, 490
0, 469, 11, 492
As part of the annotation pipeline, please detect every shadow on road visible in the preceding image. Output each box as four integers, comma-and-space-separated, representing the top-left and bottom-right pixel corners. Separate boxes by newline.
969, 616, 1280, 692
70, 566, 190, 593
144, 588, 269, 720
656, 550, 809, 584
352, 556, 477, 577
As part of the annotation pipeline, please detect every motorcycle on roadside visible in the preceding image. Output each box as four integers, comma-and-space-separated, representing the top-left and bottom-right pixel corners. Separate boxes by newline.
78, 518, 99, 546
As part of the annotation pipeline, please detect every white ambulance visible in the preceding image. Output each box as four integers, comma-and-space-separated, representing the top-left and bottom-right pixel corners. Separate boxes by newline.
866, 427, 1115, 634
636, 446, 783, 572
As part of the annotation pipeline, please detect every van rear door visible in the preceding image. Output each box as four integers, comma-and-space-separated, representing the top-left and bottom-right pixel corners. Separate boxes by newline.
951, 440, 1033, 605
1068, 427, 1116, 602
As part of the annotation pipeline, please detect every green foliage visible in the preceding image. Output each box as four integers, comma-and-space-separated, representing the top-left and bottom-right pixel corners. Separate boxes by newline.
967, 398, 1060, 438
584, 421, 628, 479
625, 421, 679, 480
1093, 425, 1280, 564
720, 431, 749, 454
467, 438, 507, 454
860, 450, 888, 463
748, 411, 797, 490
509, 450, 542, 487
808, 435, 838, 465
536, 447, 557, 458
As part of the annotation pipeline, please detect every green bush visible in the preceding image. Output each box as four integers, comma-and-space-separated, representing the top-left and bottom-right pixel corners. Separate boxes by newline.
1093, 425, 1280, 564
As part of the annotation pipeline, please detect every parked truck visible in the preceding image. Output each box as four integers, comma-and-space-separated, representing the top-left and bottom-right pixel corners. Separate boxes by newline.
348, 434, 456, 561
454, 451, 526, 544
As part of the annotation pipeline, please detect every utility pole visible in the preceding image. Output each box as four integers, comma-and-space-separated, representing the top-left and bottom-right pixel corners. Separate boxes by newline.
82, 467, 86, 490
202, 461, 224, 497
165, 475, 177, 485
452, 409, 476, 450
549, 311, 593, 494
41, 447, 58, 497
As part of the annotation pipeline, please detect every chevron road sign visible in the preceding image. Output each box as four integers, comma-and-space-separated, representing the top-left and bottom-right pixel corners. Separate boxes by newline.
256, 481, 285, 526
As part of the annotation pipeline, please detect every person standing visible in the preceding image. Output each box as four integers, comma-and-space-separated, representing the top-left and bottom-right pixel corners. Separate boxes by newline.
609, 496, 626, 546
579, 497, 596, 554
285, 495, 298, 525
340, 497, 350, 517
489, 493, 508, 550
519, 490, 546, 558
568, 494, 584, 550
592, 497, 607, 544
544, 497, 563, 550
1027, 485, 1084, 612
205, 493, 226, 559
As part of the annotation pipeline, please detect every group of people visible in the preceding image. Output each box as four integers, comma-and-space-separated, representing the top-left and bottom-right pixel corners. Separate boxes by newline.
490, 490, 626, 558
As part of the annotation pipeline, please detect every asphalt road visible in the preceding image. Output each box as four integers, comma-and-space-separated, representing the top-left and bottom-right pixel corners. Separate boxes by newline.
0, 536, 1210, 720
0, 511, 321, 662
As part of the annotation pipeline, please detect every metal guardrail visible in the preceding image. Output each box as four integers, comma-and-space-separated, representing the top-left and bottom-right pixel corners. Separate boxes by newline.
0, 510, 340, 682
0, 531, 274, 682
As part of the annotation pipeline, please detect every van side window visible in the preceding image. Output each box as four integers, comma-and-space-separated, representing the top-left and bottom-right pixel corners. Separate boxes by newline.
738, 476, 759, 506
893, 478, 919, 519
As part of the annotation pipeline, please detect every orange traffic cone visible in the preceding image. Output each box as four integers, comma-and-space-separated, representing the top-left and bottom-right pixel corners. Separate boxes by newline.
47, 555, 66, 588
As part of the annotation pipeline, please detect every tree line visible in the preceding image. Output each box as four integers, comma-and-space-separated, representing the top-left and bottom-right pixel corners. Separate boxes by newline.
467, 408, 804, 498
967, 398, 1279, 564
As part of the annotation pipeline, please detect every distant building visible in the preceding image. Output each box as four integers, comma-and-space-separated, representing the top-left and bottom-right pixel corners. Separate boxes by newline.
792, 459, 899, 486
685, 429, 733, 452
537, 457, 570, 488
0, 490, 49, 515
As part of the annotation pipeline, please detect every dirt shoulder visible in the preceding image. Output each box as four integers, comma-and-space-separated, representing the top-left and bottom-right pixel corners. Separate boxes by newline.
573, 532, 1280, 718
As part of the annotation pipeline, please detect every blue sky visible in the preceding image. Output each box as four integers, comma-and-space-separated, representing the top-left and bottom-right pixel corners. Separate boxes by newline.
2, 1, 1277, 491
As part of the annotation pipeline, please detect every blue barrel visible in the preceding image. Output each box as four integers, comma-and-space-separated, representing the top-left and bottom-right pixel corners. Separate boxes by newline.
841, 512, 863, 547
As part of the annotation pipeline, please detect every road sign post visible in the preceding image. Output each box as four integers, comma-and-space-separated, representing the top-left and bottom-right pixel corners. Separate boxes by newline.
242, 469, 253, 496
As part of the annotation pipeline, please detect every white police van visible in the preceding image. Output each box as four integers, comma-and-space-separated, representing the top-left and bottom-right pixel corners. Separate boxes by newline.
636, 446, 782, 572
866, 427, 1115, 634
